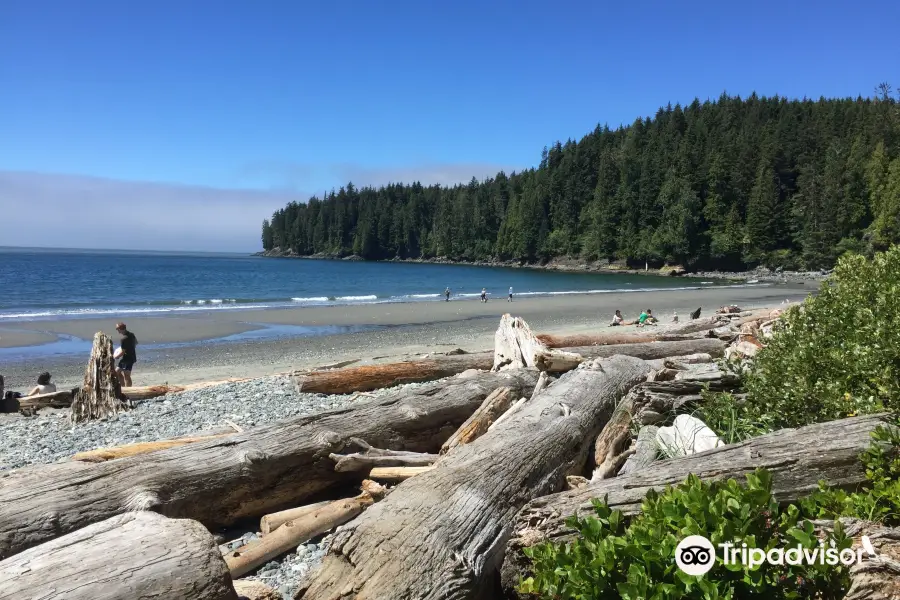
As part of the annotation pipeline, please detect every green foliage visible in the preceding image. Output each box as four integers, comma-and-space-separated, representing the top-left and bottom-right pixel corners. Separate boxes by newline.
518, 470, 853, 600
800, 419, 900, 525
694, 391, 773, 444
519, 419, 900, 599
263, 92, 899, 268
744, 246, 900, 429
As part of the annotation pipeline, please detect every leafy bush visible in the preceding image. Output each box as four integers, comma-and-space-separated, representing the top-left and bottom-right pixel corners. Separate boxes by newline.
519, 416, 900, 600
745, 246, 900, 429
518, 470, 853, 599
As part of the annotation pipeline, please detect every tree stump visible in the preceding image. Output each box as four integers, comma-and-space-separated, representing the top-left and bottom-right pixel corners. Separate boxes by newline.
71, 332, 127, 424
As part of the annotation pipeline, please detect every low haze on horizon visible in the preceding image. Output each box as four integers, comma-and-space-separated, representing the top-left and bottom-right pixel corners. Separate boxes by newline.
1, 0, 897, 252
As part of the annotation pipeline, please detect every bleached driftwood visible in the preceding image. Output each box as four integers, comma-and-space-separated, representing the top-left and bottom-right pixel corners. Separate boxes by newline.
493, 315, 583, 372
226, 482, 386, 578
0, 512, 237, 600
0, 369, 539, 559
328, 438, 439, 472
70, 332, 127, 423
440, 387, 517, 454
295, 355, 653, 600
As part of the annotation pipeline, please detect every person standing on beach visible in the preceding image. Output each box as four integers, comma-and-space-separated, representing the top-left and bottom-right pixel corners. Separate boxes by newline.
115, 322, 138, 387
508, 286, 513, 302
444, 287, 451, 302
481, 288, 487, 302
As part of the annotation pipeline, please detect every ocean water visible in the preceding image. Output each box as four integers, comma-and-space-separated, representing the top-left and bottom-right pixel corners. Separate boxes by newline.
0, 247, 735, 322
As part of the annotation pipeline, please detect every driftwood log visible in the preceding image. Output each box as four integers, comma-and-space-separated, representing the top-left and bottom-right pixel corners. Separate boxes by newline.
591, 362, 740, 480
120, 384, 185, 400
838, 519, 900, 600
71, 331, 127, 423
493, 314, 583, 372
440, 387, 517, 454
71, 431, 237, 462
14, 389, 75, 415
295, 353, 493, 395
0, 368, 539, 559
618, 425, 659, 476
295, 355, 653, 600
291, 338, 724, 397
260, 500, 332, 535
0, 511, 237, 600
500, 413, 891, 595
227, 482, 386, 578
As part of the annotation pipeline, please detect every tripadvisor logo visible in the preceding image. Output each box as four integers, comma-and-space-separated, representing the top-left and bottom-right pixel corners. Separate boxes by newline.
675, 534, 878, 576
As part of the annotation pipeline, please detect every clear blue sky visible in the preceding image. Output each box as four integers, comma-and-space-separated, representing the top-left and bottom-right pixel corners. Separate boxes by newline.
0, 0, 897, 251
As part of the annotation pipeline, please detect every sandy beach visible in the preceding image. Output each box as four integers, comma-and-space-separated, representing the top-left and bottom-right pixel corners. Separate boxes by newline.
0, 283, 813, 392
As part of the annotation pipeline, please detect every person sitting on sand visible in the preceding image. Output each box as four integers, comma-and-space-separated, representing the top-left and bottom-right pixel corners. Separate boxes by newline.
637, 309, 657, 327
27, 372, 57, 396
481, 288, 487, 303
609, 310, 624, 326
115, 322, 138, 387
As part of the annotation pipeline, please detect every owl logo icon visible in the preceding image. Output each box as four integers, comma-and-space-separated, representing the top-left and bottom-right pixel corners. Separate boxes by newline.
675, 535, 716, 576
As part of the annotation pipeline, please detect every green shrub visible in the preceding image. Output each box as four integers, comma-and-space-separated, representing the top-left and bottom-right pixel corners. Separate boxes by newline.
518, 470, 853, 599
519, 416, 900, 600
745, 246, 900, 429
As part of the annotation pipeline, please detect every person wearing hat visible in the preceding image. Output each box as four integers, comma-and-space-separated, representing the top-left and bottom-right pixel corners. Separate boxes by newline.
114, 322, 138, 387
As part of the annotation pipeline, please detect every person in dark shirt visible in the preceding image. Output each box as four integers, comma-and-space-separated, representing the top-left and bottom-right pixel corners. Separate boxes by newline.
115, 322, 138, 387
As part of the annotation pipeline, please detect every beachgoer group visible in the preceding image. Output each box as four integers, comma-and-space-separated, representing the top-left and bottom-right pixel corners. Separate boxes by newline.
608, 308, 659, 327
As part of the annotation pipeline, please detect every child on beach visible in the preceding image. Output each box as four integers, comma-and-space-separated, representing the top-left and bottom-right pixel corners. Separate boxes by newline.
444, 287, 450, 302
480, 288, 488, 302
636, 309, 657, 327
508, 287, 513, 302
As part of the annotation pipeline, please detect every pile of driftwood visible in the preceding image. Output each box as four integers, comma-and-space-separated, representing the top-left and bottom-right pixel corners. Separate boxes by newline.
0, 313, 897, 600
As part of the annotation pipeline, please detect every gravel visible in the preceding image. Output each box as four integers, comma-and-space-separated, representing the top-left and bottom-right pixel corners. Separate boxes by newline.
0, 373, 446, 599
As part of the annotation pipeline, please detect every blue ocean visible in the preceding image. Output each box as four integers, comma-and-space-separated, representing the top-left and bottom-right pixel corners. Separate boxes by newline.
0, 247, 733, 322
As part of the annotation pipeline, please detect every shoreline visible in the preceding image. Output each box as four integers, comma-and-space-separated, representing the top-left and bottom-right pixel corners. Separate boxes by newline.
0, 284, 814, 393
253, 250, 830, 284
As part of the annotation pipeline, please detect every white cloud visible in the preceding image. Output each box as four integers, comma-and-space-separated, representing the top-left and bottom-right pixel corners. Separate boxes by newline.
0, 171, 305, 252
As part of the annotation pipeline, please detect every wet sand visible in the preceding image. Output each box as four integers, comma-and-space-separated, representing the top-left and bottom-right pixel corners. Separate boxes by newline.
0, 283, 813, 392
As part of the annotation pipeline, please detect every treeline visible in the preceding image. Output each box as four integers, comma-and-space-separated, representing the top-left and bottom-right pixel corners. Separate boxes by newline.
262, 86, 900, 270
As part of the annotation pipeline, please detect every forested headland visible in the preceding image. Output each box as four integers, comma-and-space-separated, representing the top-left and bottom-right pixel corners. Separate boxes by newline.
262, 86, 900, 271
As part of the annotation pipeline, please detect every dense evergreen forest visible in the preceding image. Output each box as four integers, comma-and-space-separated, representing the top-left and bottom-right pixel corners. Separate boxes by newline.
262, 86, 900, 270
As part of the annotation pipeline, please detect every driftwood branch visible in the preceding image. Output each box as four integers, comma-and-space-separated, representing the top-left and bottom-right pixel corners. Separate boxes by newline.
440, 387, 517, 454
328, 444, 439, 472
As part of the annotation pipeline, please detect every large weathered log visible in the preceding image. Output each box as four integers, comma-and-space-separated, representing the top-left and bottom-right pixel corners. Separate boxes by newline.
537, 332, 696, 348
0, 368, 539, 559
71, 331, 127, 423
294, 353, 494, 395
0, 511, 237, 600
618, 425, 660, 476
500, 413, 891, 595
566, 338, 725, 362
493, 314, 584, 373
295, 355, 653, 600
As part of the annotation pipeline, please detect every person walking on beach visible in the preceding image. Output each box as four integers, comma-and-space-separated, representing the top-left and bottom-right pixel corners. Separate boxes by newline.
481, 288, 488, 303
115, 322, 138, 387
508, 286, 513, 302
444, 287, 451, 302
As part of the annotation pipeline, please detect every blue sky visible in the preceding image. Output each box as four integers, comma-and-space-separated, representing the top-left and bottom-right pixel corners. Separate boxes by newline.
1, 0, 897, 251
